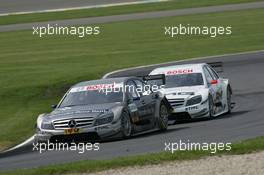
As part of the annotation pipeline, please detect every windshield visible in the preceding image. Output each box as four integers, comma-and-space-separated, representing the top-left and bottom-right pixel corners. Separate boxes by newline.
165, 73, 204, 88
59, 89, 123, 108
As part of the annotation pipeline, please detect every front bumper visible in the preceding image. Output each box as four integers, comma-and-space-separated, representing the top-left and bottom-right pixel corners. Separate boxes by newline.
171, 101, 209, 119
35, 120, 122, 142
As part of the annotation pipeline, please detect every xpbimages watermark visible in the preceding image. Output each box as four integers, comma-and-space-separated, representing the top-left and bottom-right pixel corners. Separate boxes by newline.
32, 24, 100, 38
165, 140, 232, 154
33, 140, 100, 154
98, 82, 165, 95
70, 82, 165, 95
164, 24, 232, 38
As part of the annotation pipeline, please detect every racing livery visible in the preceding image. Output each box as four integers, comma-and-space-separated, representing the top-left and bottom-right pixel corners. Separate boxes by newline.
149, 63, 232, 120
35, 77, 171, 142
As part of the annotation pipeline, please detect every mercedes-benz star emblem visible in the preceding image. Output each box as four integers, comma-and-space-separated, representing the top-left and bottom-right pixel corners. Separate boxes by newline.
68, 119, 77, 128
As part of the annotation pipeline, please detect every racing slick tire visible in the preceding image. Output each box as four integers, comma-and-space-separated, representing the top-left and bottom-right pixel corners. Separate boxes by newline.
208, 95, 214, 118
120, 111, 132, 138
158, 102, 169, 131
226, 86, 232, 114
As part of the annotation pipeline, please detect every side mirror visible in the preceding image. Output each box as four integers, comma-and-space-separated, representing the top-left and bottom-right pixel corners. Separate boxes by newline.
51, 104, 57, 109
210, 80, 218, 85
154, 93, 159, 99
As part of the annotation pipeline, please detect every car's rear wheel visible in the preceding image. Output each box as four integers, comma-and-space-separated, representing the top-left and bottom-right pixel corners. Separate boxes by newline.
121, 111, 132, 138
227, 86, 232, 114
158, 102, 169, 131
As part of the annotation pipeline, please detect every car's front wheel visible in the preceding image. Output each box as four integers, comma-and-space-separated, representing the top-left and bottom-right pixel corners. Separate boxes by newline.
158, 102, 169, 131
208, 95, 214, 118
226, 86, 232, 114
120, 111, 132, 138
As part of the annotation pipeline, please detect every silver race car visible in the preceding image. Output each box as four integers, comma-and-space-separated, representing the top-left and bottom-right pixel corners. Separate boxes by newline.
35, 76, 171, 142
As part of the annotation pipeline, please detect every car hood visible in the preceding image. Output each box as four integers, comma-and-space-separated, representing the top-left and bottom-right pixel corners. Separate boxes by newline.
45, 102, 123, 121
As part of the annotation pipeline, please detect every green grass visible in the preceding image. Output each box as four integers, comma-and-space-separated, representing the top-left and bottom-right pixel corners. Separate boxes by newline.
0, 8, 264, 150
0, 0, 261, 25
1, 136, 264, 175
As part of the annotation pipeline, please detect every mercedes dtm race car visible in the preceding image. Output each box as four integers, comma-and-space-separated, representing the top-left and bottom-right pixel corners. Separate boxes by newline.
149, 63, 233, 120
35, 76, 171, 142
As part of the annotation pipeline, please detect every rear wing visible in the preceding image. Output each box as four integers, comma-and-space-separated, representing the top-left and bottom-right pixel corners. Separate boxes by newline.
207, 62, 223, 73
141, 74, 166, 85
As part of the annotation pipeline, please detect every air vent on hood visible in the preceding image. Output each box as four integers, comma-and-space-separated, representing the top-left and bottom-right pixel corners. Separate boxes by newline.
168, 98, 185, 108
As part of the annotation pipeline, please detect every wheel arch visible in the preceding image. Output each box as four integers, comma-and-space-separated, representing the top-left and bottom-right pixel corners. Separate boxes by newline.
222, 78, 232, 94
161, 97, 172, 111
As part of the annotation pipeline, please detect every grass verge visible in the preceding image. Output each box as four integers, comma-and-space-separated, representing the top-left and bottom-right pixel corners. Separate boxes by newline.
0, 8, 264, 150
1, 136, 264, 175
0, 0, 261, 25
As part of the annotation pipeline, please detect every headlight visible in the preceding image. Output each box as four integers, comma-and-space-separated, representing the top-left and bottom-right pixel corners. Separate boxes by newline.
186, 95, 202, 106
94, 114, 114, 126
41, 122, 54, 130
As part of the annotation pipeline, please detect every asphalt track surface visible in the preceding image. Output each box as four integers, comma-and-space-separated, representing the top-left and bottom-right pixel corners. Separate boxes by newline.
0, 0, 156, 14
0, 51, 264, 171
0, 1, 264, 172
1, 1, 264, 32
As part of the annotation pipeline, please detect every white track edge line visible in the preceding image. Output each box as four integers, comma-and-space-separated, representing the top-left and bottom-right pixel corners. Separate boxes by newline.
0, 0, 170, 17
2, 135, 35, 153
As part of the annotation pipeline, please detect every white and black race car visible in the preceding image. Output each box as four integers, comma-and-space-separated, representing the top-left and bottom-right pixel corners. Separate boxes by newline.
149, 63, 233, 120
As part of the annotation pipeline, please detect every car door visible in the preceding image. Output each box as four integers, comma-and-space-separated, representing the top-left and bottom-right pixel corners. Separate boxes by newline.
126, 80, 151, 122
133, 79, 156, 119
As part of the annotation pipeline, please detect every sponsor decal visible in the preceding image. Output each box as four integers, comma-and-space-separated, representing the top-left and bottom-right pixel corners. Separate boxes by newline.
70, 83, 123, 93
186, 106, 198, 111
54, 109, 111, 116
166, 69, 193, 75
